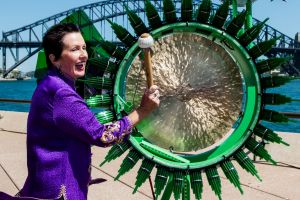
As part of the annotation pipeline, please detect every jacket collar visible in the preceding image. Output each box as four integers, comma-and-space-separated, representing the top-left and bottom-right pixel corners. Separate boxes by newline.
48, 67, 76, 90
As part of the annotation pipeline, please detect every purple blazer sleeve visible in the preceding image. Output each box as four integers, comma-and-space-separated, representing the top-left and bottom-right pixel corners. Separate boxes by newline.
52, 88, 132, 147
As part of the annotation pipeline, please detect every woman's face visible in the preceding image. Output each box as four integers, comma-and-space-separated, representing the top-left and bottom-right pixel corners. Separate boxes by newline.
53, 32, 88, 80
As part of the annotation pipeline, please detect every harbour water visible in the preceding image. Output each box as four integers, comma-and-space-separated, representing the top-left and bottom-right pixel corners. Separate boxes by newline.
263, 79, 300, 132
0, 78, 299, 132
0, 79, 36, 112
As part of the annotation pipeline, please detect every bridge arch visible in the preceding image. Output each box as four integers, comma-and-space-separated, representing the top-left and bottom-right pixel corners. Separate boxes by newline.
0, 0, 299, 77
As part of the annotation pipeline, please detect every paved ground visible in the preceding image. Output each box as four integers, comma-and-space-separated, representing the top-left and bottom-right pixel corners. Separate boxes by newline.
0, 111, 299, 200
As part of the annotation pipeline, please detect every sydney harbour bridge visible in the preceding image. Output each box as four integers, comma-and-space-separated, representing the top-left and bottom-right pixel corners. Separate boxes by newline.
0, 0, 299, 77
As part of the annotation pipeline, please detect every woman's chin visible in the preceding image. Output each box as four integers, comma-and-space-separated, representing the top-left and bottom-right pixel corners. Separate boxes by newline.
74, 70, 85, 79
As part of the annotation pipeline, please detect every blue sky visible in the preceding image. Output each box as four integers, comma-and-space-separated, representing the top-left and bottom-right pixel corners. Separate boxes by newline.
0, 0, 299, 72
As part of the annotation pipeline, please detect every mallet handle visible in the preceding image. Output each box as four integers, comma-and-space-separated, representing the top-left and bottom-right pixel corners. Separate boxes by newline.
143, 48, 153, 88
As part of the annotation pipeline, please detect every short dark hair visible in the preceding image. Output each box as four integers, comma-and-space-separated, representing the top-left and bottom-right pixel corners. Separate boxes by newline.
42, 23, 81, 68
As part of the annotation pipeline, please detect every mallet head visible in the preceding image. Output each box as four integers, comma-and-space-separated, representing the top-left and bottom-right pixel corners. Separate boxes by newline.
138, 33, 154, 49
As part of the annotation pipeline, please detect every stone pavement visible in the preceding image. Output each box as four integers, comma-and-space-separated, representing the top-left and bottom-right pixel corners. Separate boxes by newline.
0, 111, 299, 200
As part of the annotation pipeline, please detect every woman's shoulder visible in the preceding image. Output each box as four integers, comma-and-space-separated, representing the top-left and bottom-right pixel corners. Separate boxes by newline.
40, 73, 62, 87
36, 73, 71, 97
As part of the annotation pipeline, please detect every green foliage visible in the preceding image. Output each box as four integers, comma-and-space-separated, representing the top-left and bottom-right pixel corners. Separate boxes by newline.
107, 19, 136, 47
133, 159, 155, 194
190, 170, 203, 200
115, 149, 142, 180
195, 0, 212, 23
234, 150, 261, 181
181, 0, 193, 22
260, 109, 289, 123
249, 37, 280, 59
262, 93, 292, 105
256, 57, 290, 74
253, 124, 289, 146
145, 0, 162, 29
206, 167, 222, 200
154, 167, 169, 198
226, 10, 246, 37
124, 5, 148, 36
220, 160, 243, 194
260, 76, 291, 89
100, 141, 131, 166
246, 137, 277, 165
211, 0, 230, 29
238, 18, 269, 47
163, 0, 177, 23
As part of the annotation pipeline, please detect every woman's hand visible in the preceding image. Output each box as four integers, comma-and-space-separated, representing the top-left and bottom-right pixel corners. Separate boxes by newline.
127, 85, 160, 126
138, 85, 160, 116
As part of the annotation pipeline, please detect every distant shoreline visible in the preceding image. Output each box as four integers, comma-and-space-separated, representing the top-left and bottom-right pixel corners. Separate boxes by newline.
0, 77, 32, 82
0, 78, 19, 82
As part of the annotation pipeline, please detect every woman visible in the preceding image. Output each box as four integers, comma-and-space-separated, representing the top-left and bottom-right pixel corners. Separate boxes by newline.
0, 23, 160, 200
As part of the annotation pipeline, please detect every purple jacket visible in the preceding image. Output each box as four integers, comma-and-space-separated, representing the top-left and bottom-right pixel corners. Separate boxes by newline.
13, 69, 132, 200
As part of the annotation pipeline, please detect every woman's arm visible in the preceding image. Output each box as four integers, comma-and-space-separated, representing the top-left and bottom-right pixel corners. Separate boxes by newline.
52, 85, 160, 147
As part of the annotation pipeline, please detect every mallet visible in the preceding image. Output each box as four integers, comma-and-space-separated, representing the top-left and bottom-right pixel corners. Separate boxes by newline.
138, 33, 154, 88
